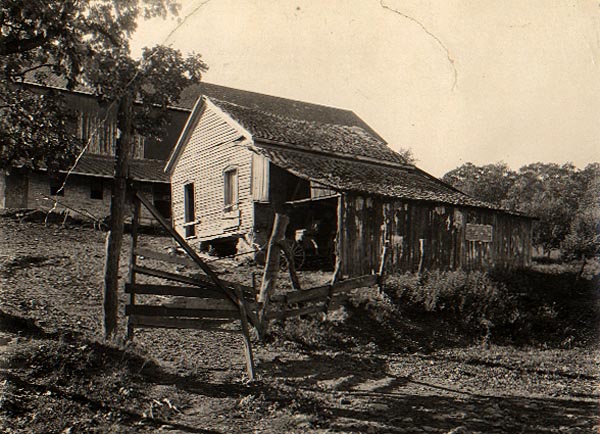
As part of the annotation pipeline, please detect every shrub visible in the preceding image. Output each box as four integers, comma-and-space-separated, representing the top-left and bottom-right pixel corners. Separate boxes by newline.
387, 270, 517, 336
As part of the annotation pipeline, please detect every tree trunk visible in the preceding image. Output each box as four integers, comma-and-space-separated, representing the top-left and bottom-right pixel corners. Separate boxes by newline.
103, 92, 134, 339
258, 212, 289, 331
576, 254, 587, 283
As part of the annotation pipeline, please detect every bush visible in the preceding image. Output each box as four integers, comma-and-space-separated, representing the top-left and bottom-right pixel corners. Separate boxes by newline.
387, 271, 517, 337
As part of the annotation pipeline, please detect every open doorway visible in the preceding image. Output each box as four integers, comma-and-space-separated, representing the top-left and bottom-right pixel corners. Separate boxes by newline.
285, 196, 338, 270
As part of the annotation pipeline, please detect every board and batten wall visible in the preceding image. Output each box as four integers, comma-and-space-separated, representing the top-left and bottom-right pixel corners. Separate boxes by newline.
339, 193, 532, 277
170, 104, 256, 243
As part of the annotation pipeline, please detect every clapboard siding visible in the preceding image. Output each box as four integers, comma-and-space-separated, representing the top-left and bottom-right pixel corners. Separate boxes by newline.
340, 193, 532, 277
171, 104, 254, 243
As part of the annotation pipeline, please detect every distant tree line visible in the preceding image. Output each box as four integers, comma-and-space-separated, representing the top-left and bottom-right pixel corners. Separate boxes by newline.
442, 162, 600, 263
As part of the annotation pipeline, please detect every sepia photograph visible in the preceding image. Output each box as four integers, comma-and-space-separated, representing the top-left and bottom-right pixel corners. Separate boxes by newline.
0, 1, 598, 432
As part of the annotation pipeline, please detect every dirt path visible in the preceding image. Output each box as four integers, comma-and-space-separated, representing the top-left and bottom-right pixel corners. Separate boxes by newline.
1, 214, 598, 433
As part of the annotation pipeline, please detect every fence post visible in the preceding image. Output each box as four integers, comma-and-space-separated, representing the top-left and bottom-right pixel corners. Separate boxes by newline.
258, 212, 289, 333
377, 241, 390, 294
234, 284, 255, 381
126, 193, 141, 341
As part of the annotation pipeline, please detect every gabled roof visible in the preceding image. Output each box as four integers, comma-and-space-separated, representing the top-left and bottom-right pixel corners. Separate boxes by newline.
165, 95, 405, 173
179, 82, 384, 140
210, 99, 407, 165
168, 95, 526, 214
65, 155, 169, 183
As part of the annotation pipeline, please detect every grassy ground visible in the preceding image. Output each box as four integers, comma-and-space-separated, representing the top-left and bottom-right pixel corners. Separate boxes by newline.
0, 212, 598, 433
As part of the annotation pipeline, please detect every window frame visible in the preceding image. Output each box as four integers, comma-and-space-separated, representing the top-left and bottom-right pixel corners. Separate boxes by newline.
183, 182, 196, 238
223, 166, 239, 212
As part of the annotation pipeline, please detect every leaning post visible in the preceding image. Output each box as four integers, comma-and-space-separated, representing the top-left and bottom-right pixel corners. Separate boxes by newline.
258, 211, 289, 334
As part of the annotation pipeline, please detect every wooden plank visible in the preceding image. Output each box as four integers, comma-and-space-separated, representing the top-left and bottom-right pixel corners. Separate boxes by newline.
285, 285, 330, 304
324, 194, 344, 312
125, 304, 240, 319
129, 315, 238, 333
163, 297, 238, 311
332, 274, 378, 294
126, 195, 141, 341
132, 266, 255, 298
135, 247, 197, 267
284, 275, 378, 305
258, 212, 289, 331
269, 294, 287, 303
132, 265, 216, 287
125, 283, 226, 299
266, 304, 325, 321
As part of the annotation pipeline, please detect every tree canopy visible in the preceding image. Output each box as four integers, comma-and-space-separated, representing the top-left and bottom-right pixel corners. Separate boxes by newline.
443, 161, 599, 256
1, 0, 209, 339
441, 162, 515, 206
0, 0, 206, 170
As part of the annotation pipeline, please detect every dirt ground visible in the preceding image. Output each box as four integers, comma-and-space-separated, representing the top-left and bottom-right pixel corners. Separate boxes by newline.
0, 213, 598, 433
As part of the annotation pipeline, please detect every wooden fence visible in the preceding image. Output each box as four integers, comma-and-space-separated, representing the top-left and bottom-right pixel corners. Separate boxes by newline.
125, 192, 257, 379
124, 192, 384, 380
267, 274, 379, 320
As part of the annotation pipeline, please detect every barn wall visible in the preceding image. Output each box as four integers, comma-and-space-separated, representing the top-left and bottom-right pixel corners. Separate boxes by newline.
340, 193, 532, 277
0, 172, 162, 224
170, 104, 254, 244
4, 171, 29, 208
22, 85, 179, 159
27, 172, 111, 219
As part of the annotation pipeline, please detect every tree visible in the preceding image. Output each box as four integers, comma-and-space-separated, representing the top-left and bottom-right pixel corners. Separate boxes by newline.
96, 46, 206, 339
561, 171, 600, 275
442, 162, 516, 206
505, 163, 582, 253
1, 1, 208, 339
0, 0, 181, 169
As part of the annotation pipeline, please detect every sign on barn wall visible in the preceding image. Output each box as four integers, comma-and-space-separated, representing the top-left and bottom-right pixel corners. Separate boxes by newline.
465, 223, 493, 242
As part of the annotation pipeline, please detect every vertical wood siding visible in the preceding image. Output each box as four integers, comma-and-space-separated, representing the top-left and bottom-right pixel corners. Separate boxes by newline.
340, 193, 532, 277
170, 105, 253, 243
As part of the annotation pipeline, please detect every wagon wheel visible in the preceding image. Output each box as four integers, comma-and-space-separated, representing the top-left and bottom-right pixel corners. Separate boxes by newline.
280, 240, 306, 271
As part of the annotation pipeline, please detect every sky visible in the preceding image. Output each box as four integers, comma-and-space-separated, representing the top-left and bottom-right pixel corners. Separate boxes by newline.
130, 0, 600, 177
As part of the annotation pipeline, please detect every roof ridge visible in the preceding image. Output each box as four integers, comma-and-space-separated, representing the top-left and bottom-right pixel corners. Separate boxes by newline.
199, 82, 358, 115
210, 97, 384, 140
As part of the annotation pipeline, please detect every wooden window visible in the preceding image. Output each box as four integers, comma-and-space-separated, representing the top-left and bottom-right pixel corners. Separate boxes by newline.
251, 154, 269, 202
90, 180, 103, 200
223, 168, 238, 211
183, 183, 196, 238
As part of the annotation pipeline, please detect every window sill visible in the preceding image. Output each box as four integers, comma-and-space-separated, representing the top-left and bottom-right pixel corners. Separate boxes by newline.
223, 208, 240, 219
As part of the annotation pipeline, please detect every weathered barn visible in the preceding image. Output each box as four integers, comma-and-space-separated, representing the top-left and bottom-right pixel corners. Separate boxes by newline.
0, 82, 187, 223
166, 90, 533, 276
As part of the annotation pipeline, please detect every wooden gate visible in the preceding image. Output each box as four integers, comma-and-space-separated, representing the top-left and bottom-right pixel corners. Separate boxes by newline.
125, 192, 258, 379
124, 192, 388, 379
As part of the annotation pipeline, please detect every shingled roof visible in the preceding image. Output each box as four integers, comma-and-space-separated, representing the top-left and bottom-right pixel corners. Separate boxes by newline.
210, 99, 408, 165
179, 83, 384, 140
65, 155, 169, 183
249, 144, 511, 211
